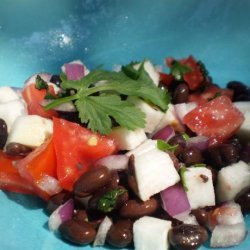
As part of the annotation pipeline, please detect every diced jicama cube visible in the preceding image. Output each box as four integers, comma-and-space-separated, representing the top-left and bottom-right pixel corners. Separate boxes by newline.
133, 60, 160, 86
216, 161, 250, 202
184, 167, 215, 209
126, 139, 157, 157
210, 223, 247, 248
154, 104, 183, 133
234, 102, 250, 142
5, 115, 53, 148
109, 127, 147, 151
134, 148, 180, 201
0, 86, 20, 103
127, 97, 164, 134
0, 99, 27, 132
133, 216, 172, 250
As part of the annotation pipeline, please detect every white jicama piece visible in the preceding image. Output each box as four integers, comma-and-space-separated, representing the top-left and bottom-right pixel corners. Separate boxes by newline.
5, 115, 53, 148
93, 216, 113, 246
109, 127, 147, 151
174, 102, 197, 123
133, 216, 172, 250
127, 97, 165, 134
126, 139, 157, 157
234, 102, 250, 142
154, 104, 183, 133
0, 86, 20, 103
184, 167, 215, 209
134, 148, 180, 201
133, 60, 160, 86
0, 99, 27, 132
210, 223, 247, 248
216, 161, 250, 202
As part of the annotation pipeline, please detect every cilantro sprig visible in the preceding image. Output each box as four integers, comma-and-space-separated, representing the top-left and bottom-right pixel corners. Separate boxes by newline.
45, 62, 171, 134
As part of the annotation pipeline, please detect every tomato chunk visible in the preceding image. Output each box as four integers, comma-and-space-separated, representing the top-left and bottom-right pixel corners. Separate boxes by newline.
53, 118, 117, 191
0, 151, 34, 194
22, 83, 58, 118
183, 96, 245, 144
16, 139, 59, 200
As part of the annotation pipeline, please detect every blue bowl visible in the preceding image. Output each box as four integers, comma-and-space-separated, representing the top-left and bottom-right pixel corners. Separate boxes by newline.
0, 0, 249, 249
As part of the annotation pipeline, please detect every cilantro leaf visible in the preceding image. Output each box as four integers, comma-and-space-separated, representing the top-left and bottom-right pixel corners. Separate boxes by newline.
180, 166, 188, 191
75, 95, 146, 134
170, 61, 191, 80
157, 140, 178, 152
97, 188, 126, 213
45, 61, 171, 134
35, 75, 48, 90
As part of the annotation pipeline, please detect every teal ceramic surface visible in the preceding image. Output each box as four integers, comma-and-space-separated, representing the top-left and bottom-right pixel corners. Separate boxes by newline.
0, 0, 249, 249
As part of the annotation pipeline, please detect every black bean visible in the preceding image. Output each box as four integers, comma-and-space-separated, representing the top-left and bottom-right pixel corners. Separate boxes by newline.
107, 219, 133, 248
50, 74, 62, 86
73, 166, 111, 197
173, 83, 189, 104
0, 119, 8, 149
220, 143, 239, 165
169, 224, 208, 250
191, 208, 208, 226
5, 142, 32, 156
59, 220, 96, 245
168, 134, 186, 156
119, 198, 159, 219
227, 81, 250, 102
235, 186, 250, 213
240, 143, 250, 163
46, 191, 71, 215
179, 147, 203, 166
73, 209, 88, 224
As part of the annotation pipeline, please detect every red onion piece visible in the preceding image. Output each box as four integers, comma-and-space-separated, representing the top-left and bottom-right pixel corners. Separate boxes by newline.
186, 136, 209, 151
152, 125, 175, 141
174, 102, 197, 123
93, 216, 113, 246
40, 99, 76, 112
48, 199, 74, 231
63, 62, 85, 80
94, 155, 129, 171
160, 182, 191, 221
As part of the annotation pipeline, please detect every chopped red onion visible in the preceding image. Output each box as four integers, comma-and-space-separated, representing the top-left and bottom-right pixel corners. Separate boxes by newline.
152, 125, 175, 141
48, 199, 74, 231
40, 99, 76, 112
62, 60, 87, 80
94, 154, 129, 171
174, 102, 197, 123
37, 174, 62, 196
93, 216, 113, 246
160, 182, 191, 221
186, 136, 209, 151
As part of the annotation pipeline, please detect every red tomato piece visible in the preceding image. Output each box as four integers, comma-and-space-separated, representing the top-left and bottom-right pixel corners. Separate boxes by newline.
0, 151, 34, 194
159, 72, 175, 86
188, 84, 234, 105
16, 139, 59, 200
183, 96, 245, 144
53, 118, 117, 191
22, 83, 58, 118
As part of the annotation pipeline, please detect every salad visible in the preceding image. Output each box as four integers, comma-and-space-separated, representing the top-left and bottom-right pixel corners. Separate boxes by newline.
0, 56, 249, 250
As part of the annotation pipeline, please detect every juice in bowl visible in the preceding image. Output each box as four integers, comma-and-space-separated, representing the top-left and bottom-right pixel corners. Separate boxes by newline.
0, 1, 250, 250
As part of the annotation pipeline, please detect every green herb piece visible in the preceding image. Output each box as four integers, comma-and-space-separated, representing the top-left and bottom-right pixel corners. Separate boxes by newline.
157, 140, 178, 152
45, 62, 171, 134
182, 133, 190, 141
180, 166, 188, 191
97, 188, 126, 213
207, 92, 221, 101
197, 60, 209, 78
170, 61, 191, 80
191, 163, 206, 168
35, 75, 48, 90
44, 92, 57, 100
